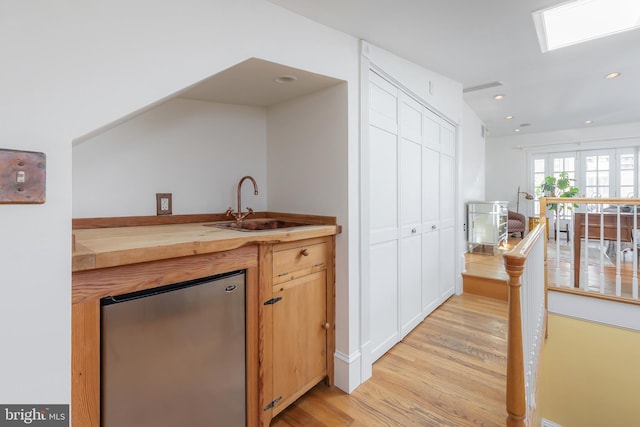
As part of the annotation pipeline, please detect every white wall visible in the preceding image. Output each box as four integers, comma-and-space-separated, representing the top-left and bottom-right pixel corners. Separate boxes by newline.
461, 104, 485, 203
486, 121, 640, 213
0, 0, 360, 406
73, 99, 268, 217
266, 83, 355, 389
460, 103, 486, 259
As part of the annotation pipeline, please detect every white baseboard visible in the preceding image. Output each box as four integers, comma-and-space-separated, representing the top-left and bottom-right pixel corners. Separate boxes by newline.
333, 350, 362, 393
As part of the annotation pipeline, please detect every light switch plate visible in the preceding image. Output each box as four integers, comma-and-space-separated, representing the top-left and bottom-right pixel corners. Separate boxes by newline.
0, 149, 46, 204
156, 193, 172, 215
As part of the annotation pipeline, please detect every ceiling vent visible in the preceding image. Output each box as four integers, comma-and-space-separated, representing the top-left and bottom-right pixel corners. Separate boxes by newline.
463, 81, 504, 94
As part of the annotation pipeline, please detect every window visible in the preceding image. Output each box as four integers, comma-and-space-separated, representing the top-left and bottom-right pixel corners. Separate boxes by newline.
581, 148, 636, 199
530, 152, 577, 216
533, 0, 640, 52
584, 151, 610, 198
618, 151, 636, 198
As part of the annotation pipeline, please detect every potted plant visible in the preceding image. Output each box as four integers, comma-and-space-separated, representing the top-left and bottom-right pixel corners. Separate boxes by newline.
538, 172, 579, 240
538, 171, 579, 210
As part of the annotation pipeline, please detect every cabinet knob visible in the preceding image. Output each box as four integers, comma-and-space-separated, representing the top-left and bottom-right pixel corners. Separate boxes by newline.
322, 322, 330, 330
411, 228, 417, 234
432, 224, 437, 230
300, 249, 310, 256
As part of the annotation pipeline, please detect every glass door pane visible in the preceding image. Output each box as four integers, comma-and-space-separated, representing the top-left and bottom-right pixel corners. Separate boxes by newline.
618, 151, 635, 198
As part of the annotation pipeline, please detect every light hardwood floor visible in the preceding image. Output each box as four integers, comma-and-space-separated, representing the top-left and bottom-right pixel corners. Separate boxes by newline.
271, 294, 508, 427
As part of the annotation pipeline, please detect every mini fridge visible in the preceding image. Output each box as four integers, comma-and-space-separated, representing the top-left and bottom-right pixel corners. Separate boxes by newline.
101, 270, 246, 427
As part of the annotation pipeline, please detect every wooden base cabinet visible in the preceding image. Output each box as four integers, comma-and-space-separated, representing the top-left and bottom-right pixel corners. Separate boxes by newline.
260, 236, 335, 425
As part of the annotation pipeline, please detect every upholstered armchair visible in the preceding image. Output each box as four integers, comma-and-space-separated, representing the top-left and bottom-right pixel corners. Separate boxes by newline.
508, 210, 526, 238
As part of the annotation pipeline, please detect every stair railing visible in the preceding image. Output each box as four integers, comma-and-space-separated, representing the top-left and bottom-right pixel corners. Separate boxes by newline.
503, 223, 547, 427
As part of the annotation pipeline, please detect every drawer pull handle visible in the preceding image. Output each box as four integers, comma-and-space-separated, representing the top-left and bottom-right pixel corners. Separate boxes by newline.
300, 249, 310, 256
322, 322, 330, 330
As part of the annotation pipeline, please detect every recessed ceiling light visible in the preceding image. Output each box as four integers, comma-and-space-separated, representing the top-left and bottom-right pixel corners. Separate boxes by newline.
505, 115, 514, 120
605, 72, 621, 79
493, 94, 505, 100
585, 120, 594, 124
533, 0, 640, 53
514, 128, 521, 133
274, 75, 297, 84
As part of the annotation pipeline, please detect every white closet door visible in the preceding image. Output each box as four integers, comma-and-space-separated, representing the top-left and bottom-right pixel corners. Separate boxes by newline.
368, 71, 399, 360
366, 70, 457, 364
399, 94, 423, 337
421, 110, 441, 312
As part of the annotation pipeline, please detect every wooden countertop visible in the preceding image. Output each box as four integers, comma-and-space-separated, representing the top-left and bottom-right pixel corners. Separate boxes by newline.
73, 220, 339, 272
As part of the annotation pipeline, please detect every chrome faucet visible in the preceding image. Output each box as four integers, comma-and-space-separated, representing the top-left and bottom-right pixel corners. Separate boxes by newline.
225, 175, 259, 222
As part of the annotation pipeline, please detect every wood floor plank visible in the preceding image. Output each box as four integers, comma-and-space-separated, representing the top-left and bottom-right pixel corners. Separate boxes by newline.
271, 294, 507, 426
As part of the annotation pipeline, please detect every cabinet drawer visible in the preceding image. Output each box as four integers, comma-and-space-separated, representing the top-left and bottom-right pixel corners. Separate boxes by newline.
273, 242, 326, 283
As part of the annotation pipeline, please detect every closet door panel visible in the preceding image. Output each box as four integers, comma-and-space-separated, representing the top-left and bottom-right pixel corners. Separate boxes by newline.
423, 111, 440, 151
439, 226, 456, 297
400, 234, 423, 337
369, 241, 399, 361
369, 72, 398, 134
369, 126, 398, 245
440, 122, 456, 157
400, 138, 422, 232
422, 147, 440, 226
422, 228, 440, 312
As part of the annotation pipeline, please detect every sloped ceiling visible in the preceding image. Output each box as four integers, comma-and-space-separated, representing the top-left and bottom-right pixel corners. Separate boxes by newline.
267, 0, 640, 137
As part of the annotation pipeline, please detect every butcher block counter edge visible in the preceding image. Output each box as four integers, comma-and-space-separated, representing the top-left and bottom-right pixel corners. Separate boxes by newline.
72, 212, 340, 272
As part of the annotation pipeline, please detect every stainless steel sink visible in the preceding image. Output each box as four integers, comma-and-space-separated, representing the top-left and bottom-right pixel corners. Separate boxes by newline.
205, 219, 311, 232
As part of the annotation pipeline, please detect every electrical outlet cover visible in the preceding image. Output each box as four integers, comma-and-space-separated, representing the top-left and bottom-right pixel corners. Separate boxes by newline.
156, 193, 172, 215
0, 149, 46, 204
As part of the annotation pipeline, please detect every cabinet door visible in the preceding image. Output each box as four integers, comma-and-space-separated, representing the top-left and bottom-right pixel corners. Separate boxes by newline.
271, 271, 327, 413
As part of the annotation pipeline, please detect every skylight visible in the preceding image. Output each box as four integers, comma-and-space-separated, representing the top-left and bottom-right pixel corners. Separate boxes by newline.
533, 0, 640, 52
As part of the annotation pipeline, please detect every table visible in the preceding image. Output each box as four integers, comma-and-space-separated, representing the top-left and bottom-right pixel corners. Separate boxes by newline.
573, 212, 639, 287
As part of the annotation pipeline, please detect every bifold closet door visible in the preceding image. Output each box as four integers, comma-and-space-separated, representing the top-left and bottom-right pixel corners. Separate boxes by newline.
399, 94, 424, 337
368, 71, 400, 361
366, 70, 457, 363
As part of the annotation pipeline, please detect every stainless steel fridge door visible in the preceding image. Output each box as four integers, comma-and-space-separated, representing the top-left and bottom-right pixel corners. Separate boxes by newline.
101, 271, 246, 427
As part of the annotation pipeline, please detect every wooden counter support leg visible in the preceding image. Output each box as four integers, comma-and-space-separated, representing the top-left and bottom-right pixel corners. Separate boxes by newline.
72, 300, 100, 427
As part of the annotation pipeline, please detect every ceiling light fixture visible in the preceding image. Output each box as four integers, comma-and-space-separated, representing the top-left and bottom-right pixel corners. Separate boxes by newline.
605, 72, 621, 79
514, 128, 521, 133
493, 94, 505, 100
585, 120, 593, 124
533, 0, 640, 53
505, 115, 514, 120
274, 75, 297, 84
